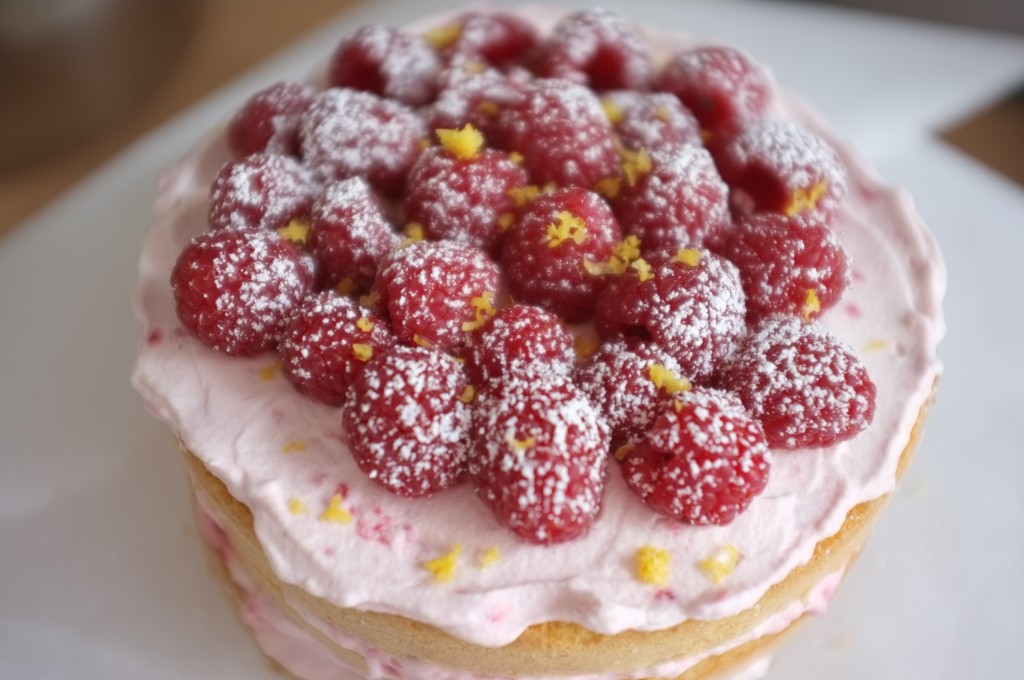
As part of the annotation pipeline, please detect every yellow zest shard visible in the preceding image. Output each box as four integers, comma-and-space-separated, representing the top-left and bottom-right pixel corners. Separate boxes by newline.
413, 334, 434, 349
546, 211, 588, 247
803, 288, 821, 320
402, 222, 426, 247
601, 98, 624, 125
636, 545, 671, 586
508, 185, 539, 206
352, 343, 374, 362
461, 291, 497, 332
653, 105, 672, 122
287, 498, 308, 515
862, 339, 891, 353
458, 385, 476, 404
508, 151, 524, 165
614, 442, 635, 462
436, 123, 484, 160
673, 248, 702, 267
424, 22, 462, 50
259, 362, 281, 381
498, 212, 516, 232
477, 100, 500, 118
630, 257, 654, 282
507, 434, 536, 451
320, 494, 352, 525
614, 235, 642, 263
622, 147, 652, 186
281, 440, 306, 454
648, 364, 692, 395
277, 219, 311, 245
463, 59, 486, 74
584, 235, 642, 277
480, 547, 501, 569
595, 176, 622, 199
785, 180, 829, 216
674, 398, 685, 413
356, 317, 374, 333
423, 544, 461, 583
336, 277, 358, 296
359, 290, 380, 308
700, 544, 740, 585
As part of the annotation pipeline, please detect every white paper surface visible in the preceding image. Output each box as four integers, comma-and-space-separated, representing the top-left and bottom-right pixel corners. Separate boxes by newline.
2, 1, 1023, 678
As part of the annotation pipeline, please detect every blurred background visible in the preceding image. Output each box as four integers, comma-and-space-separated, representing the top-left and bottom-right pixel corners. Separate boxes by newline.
0, 0, 1021, 233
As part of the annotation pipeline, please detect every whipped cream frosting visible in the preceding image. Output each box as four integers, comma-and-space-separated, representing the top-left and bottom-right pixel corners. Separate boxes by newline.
132, 4, 945, 653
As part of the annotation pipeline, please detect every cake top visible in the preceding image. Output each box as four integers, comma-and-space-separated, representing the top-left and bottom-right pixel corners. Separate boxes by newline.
133, 5, 945, 647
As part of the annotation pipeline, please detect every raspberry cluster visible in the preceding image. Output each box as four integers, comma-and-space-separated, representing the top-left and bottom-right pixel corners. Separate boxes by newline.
170, 9, 876, 544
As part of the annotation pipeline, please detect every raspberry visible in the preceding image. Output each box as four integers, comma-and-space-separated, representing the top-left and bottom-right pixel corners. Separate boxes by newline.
227, 81, 315, 157
656, 46, 772, 144
612, 143, 731, 259
208, 153, 319, 232
171, 230, 313, 355
328, 25, 440, 106
648, 251, 746, 381
621, 388, 770, 525
278, 292, 396, 405
594, 250, 745, 382
438, 12, 539, 68
722, 212, 850, 322
309, 177, 399, 290
718, 119, 848, 224
464, 304, 574, 385
405, 144, 527, 253
601, 90, 701, 152
374, 241, 501, 352
344, 345, 470, 497
721, 315, 876, 449
427, 63, 528, 143
470, 376, 610, 544
536, 9, 651, 91
502, 187, 622, 322
300, 88, 426, 195
575, 338, 687, 447
497, 78, 619, 188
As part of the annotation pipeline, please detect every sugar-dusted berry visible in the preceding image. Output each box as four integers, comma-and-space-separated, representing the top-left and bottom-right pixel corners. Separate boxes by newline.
300, 88, 426, 195
656, 46, 772, 144
208, 153, 319, 232
405, 136, 528, 253
497, 78, 619, 188
279, 292, 395, 405
721, 315, 876, 449
171, 229, 313, 355
601, 90, 702, 153
621, 388, 770, 525
328, 25, 440, 106
227, 81, 315, 157
536, 9, 651, 91
309, 177, 398, 290
433, 12, 538, 68
723, 212, 850, 322
718, 119, 848, 224
613, 143, 732, 259
427, 62, 529, 142
575, 338, 688, 447
471, 375, 610, 544
344, 345, 470, 497
374, 241, 501, 352
464, 304, 574, 385
502, 187, 622, 322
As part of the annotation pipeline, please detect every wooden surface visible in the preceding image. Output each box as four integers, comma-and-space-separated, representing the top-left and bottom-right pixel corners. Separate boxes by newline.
0, 0, 1020, 236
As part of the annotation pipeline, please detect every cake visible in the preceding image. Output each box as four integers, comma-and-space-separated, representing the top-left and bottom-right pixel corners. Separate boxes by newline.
131, 6, 946, 679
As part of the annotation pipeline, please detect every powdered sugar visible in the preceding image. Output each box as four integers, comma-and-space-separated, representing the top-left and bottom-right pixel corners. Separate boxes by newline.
208, 153, 319, 232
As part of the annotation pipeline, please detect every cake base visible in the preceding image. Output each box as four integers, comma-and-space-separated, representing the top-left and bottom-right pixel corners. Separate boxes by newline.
179, 397, 929, 680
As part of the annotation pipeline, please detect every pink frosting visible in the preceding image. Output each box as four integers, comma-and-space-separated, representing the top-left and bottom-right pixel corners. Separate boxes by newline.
132, 3, 945, 656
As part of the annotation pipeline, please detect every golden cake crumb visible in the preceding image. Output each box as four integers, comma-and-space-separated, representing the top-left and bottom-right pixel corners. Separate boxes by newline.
320, 494, 352, 525
700, 545, 740, 585
423, 544, 462, 583
636, 546, 671, 586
